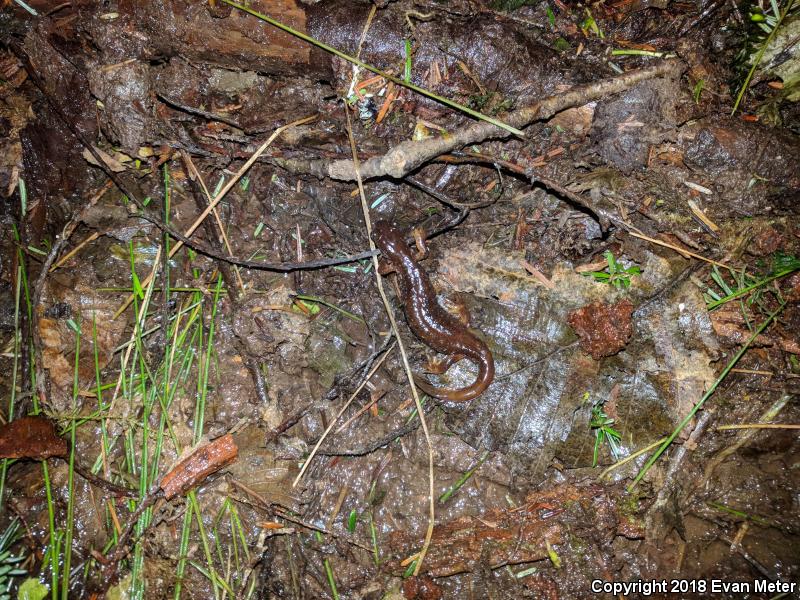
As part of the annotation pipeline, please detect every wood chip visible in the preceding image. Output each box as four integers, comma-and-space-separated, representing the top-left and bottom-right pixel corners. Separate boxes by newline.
160, 434, 238, 500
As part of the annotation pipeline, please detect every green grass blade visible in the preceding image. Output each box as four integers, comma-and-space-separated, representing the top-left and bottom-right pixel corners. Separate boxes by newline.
323, 558, 339, 600
61, 329, 81, 598
173, 508, 193, 600
438, 450, 490, 503
0, 264, 24, 504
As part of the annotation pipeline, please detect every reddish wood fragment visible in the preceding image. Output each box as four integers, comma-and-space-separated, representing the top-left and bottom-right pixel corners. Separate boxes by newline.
392, 507, 561, 577
402, 576, 443, 599
567, 300, 634, 360
0, 416, 67, 460
160, 434, 238, 500
710, 305, 800, 354
388, 483, 623, 577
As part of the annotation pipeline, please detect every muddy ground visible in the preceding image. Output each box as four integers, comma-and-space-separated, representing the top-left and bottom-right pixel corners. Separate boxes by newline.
0, 0, 798, 598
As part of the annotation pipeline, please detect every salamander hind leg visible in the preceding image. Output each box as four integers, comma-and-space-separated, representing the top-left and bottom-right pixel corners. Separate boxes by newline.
441, 295, 471, 327
424, 353, 465, 374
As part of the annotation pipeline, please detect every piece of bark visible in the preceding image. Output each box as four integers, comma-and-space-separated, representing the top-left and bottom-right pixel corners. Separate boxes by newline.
568, 299, 635, 360
160, 434, 238, 500
0, 416, 68, 460
95, 0, 331, 77
387, 483, 631, 577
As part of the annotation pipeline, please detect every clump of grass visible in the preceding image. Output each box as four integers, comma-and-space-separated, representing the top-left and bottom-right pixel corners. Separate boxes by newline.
590, 403, 622, 467
703, 253, 799, 312
77, 166, 234, 599
583, 251, 641, 289
582, 393, 622, 467
172, 276, 229, 600
0, 519, 27, 600
732, 0, 799, 114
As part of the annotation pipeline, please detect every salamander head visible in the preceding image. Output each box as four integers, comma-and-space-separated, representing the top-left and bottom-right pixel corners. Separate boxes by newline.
373, 220, 410, 259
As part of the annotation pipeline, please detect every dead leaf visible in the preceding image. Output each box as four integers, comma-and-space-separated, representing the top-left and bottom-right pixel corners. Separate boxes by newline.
82, 145, 127, 172
0, 416, 67, 460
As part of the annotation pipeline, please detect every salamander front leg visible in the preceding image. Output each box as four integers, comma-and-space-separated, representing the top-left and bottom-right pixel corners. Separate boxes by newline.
411, 227, 429, 261
377, 260, 396, 276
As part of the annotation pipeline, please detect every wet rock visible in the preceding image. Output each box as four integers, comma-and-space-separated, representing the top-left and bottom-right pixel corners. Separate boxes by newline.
87, 60, 154, 154
591, 78, 679, 172
681, 119, 800, 215
429, 240, 717, 477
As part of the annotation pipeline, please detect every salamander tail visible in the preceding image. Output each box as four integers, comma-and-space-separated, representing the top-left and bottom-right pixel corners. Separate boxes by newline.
412, 357, 494, 403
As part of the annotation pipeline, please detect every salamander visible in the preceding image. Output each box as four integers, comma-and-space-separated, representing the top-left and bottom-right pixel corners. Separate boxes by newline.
372, 220, 495, 402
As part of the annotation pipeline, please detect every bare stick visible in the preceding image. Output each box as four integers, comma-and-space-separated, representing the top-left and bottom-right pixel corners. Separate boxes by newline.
326, 60, 684, 181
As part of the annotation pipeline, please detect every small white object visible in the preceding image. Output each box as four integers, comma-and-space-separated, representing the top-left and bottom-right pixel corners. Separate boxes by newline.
683, 181, 713, 195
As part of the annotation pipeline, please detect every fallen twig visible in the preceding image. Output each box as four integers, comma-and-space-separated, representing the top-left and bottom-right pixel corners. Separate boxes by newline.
325, 60, 684, 181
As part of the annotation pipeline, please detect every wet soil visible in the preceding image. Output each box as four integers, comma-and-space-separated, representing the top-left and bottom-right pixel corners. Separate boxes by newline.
0, 0, 799, 598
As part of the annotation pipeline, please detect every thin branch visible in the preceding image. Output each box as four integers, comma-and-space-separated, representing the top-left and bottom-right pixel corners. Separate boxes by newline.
317, 407, 431, 456
325, 60, 684, 181
134, 214, 377, 271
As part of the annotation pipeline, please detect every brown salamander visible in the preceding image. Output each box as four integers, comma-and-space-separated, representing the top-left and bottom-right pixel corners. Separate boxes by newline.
373, 220, 494, 402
